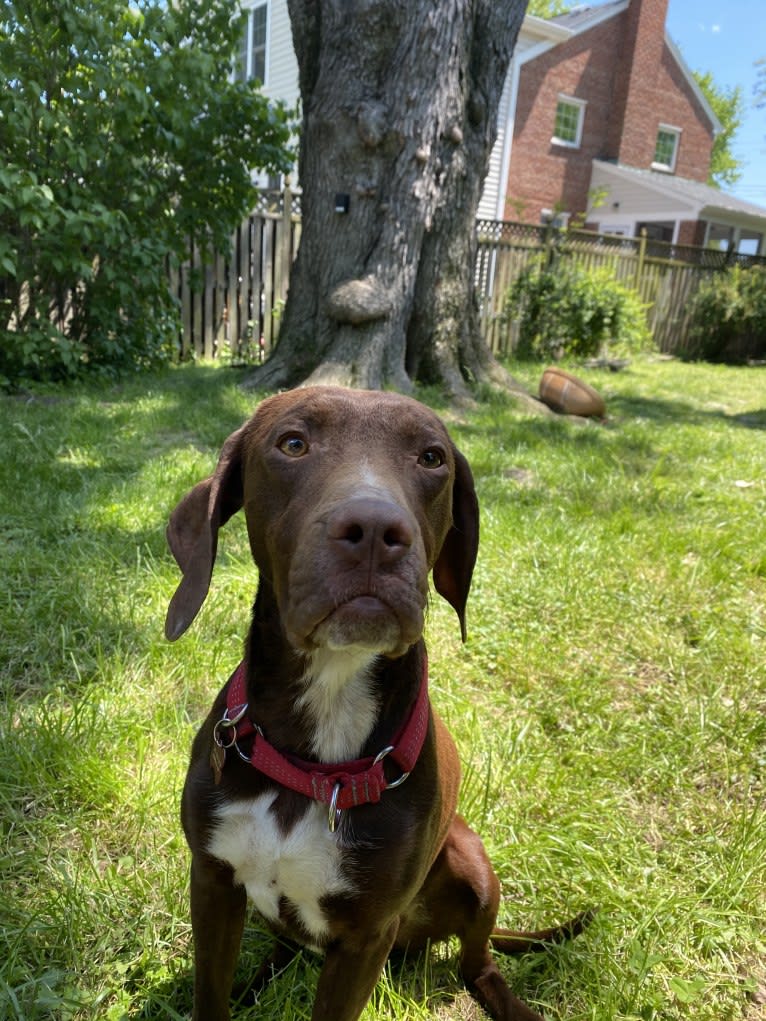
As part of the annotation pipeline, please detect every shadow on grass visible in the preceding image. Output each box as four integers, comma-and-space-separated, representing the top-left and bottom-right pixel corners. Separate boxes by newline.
1, 366, 263, 696
608, 392, 766, 430
137, 935, 575, 1021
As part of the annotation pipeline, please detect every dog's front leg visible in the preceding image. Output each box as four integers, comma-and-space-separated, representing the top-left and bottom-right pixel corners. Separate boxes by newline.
189, 854, 247, 1021
311, 919, 399, 1021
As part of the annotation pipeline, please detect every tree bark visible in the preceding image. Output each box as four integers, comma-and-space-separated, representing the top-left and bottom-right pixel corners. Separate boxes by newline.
245, 0, 536, 401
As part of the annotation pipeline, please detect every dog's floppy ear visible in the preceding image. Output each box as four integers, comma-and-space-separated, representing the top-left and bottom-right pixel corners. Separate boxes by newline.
432, 445, 479, 642
164, 425, 246, 641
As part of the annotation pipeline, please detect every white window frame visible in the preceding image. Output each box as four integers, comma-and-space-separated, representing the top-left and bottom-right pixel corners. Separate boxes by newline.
652, 124, 681, 173
551, 95, 587, 149
236, 0, 269, 85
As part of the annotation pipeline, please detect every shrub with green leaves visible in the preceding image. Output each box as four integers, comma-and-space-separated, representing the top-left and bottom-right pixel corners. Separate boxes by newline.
685, 264, 766, 363
503, 257, 652, 360
0, 0, 294, 386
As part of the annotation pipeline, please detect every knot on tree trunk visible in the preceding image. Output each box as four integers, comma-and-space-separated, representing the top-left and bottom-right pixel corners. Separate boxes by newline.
326, 276, 393, 325
357, 100, 388, 148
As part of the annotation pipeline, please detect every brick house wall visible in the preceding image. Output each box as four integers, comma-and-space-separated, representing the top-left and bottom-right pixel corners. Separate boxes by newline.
652, 46, 714, 180
678, 219, 707, 247
607, 0, 669, 166
506, 0, 716, 225
509, 14, 622, 221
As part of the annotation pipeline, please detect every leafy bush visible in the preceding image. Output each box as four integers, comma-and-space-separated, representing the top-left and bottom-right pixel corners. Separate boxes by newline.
0, 0, 294, 386
503, 257, 652, 360
685, 265, 766, 363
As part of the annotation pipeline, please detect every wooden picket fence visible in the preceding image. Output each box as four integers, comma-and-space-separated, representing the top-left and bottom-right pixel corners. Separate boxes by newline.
173, 192, 764, 361
168, 187, 301, 363
476, 220, 765, 357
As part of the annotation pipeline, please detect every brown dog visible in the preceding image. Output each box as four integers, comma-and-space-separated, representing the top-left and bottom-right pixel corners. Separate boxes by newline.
165, 386, 588, 1021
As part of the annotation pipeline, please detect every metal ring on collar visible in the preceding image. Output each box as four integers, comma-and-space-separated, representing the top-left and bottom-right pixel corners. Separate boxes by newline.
372, 744, 410, 790
328, 781, 343, 833
213, 702, 249, 750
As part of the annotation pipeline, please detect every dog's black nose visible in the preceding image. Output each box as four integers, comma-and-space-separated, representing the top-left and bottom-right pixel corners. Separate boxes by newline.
327, 498, 415, 568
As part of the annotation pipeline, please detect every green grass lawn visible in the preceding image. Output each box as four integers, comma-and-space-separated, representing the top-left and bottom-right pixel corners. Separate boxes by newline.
1, 357, 764, 1021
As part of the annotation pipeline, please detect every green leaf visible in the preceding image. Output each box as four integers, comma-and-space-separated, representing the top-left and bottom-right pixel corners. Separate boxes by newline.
668, 976, 707, 1003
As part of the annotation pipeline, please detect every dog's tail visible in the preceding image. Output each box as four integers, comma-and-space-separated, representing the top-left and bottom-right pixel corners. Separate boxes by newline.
490, 908, 595, 956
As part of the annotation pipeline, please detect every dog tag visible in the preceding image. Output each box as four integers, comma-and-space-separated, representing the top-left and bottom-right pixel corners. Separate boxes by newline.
210, 742, 226, 785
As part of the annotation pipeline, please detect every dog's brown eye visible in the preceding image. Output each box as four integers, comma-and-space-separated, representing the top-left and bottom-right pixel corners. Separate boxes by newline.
418, 449, 444, 469
278, 434, 309, 457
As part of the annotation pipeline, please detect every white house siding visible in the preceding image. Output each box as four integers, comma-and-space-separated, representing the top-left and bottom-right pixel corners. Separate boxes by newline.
478, 68, 514, 220
263, 0, 299, 109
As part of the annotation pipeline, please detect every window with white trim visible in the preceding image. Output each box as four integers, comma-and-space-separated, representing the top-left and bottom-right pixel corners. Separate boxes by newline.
552, 95, 586, 148
236, 1, 268, 84
652, 125, 680, 172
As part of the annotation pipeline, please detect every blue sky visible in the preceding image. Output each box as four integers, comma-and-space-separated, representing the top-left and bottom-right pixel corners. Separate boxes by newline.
664, 0, 765, 206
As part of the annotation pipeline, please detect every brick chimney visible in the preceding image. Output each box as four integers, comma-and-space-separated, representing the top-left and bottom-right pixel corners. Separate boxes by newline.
605, 0, 670, 166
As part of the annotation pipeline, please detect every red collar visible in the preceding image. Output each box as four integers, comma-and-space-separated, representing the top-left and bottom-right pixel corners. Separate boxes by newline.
212, 657, 430, 829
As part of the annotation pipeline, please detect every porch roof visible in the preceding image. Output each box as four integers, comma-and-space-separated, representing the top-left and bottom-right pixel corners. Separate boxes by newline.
592, 160, 766, 232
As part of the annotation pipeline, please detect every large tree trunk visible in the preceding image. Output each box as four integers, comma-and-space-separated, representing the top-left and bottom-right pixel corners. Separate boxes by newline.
245, 0, 536, 401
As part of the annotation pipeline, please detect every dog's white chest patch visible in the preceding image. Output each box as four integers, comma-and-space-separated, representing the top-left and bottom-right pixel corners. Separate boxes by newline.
298, 648, 379, 761
207, 793, 351, 944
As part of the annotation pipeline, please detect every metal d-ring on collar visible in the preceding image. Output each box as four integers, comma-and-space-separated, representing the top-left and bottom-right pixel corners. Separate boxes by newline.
213, 701, 261, 759
328, 782, 342, 832
327, 744, 411, 833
